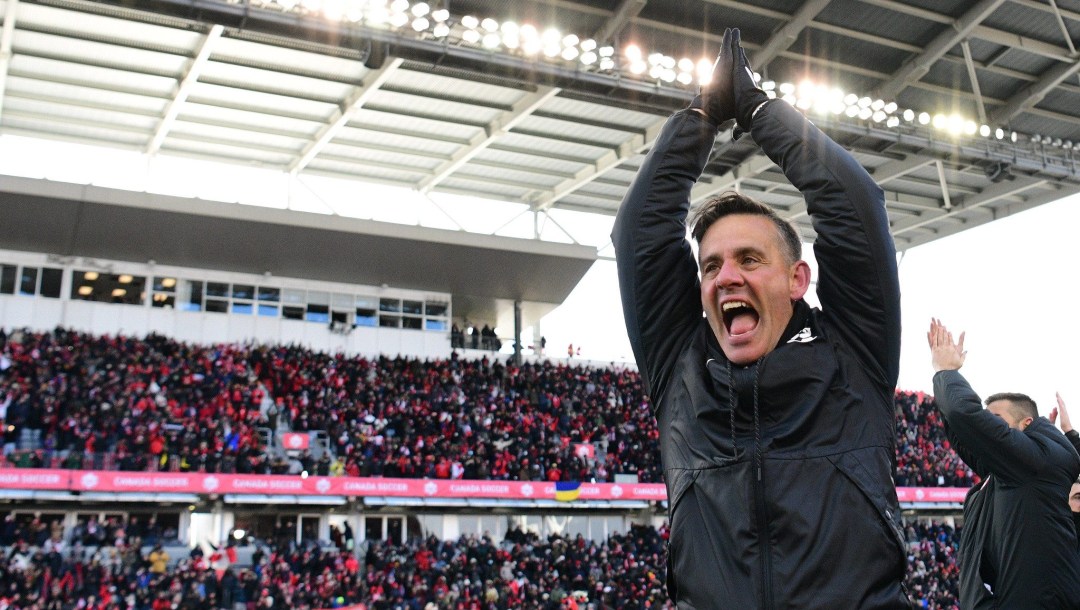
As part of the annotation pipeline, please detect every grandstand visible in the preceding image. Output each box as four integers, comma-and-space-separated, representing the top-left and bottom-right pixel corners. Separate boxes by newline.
2, 0, 1079, 608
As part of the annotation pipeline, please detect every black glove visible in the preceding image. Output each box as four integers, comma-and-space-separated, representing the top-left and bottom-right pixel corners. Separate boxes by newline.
689, 28, 738, 127
732, 44, 769, 133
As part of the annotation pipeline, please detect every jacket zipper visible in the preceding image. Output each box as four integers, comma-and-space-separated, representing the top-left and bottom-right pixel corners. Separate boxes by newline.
751, 360, 772, 610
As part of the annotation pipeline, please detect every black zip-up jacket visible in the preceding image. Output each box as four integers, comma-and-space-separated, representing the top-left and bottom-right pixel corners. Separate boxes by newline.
612, 101, 908, 609
933, 370, 1080, 609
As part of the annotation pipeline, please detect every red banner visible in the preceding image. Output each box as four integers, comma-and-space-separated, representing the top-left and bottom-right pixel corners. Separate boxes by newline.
0, 469, 968, 504
280, 433, 310, 451
573, 443, 596, 459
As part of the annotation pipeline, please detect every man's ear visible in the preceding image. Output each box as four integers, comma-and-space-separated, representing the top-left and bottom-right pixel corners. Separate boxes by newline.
789, 260, 811, 300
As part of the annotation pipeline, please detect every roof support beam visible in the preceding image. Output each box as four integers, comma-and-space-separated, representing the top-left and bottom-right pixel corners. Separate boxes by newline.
969, 25, 1075, 62
147, 24, 223, 155
988, 55, 1080, 125
1048, 0, 1077, 55
891, 175, 1045, 238
935, 160, 952, 210
593, 0, 647, 44
872, 156, 933, 184
960, 41, 987, 125
418, 87, 560, 194
0, 0, 19, 125
289, 57, 403, 174
534, 115, 667, 211
873, 0, 1006, 100
752, 0, 833, 68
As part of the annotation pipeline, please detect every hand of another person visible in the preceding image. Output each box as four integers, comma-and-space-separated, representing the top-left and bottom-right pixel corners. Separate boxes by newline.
1056, 392, 1073, 433
927, 318, 966, 372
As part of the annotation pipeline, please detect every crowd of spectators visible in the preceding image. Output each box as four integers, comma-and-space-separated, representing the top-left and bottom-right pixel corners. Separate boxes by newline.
894, 391, 978, 488
0, 517, 965, 610
904, 520, 961, 609
0, 327, 976, 489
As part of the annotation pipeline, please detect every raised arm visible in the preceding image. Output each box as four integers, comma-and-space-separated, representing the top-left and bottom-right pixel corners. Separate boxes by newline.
739, 73, 900, 386
611, 29, 744, 397
928, 319, 1043, 483
611, 110, 714, 397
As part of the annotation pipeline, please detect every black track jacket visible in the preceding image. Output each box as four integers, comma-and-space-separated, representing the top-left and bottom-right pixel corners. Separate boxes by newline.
612, 100, 908, 609
933, 370, 1080, 609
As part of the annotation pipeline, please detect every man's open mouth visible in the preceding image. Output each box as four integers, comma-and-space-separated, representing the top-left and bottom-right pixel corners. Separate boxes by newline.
721, 300, 759, 336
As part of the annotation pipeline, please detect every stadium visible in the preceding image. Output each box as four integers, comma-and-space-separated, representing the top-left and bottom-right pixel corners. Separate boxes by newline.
1, 0, 1079, 608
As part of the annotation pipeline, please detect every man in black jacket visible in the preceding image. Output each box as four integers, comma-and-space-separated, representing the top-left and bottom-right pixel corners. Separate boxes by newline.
928, 319, 1080, 608
612, 28, 908, 608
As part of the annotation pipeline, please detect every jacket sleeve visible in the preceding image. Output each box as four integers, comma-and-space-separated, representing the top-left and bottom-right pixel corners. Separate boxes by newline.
748, 101, 901, 387
932, 369, 1045, 483
612, 109, 717, 398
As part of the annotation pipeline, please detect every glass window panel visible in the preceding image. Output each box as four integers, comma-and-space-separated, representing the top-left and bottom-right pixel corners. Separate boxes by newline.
0, 265, 16, 294
306, 291, 329, 305
402, 300, 423, 315
153, 277, 178, 292
39, 268, 62, 298
18, 267, 37, 295
401, 316, 422, 330
232, 284, 255, 300
282, 306, 304, 320
232, 302, 253, 315
282, 289, 305, 305
257, 304, 279, 317
379, 298, 401, 313
332, 293, 352, 308
425, 302, 448, 317
205, 299, 228, 313
379, 315, 400, 328
425, 319, 448, 331
258, 287, 280, 302
180, 280, 203, 311
151, 294, 175, 309
355, 308, 377, 327
305, 304, 329, 323
206, 282, 229, 298
356, 296, 377, 309
364, 517, 383, 541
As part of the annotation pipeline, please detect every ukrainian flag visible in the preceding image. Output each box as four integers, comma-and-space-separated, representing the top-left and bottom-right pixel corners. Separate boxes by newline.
555, 481, 581, 502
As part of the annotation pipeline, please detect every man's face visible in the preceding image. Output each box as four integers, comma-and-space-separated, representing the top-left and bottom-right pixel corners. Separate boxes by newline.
985, 400, 1031, 431
699, 214, 810, 365
1070, 482, 1080, 514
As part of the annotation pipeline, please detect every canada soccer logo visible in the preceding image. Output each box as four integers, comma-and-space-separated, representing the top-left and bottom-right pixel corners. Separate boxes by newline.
915, 489, 925, 500
287, 435, 304, 449
610, 485, 623, 498
521, 483, 534, 497
80, 473, 99, 489
203, 476, 219, 492
424, 481, 438, 496
315, 479, 331, 494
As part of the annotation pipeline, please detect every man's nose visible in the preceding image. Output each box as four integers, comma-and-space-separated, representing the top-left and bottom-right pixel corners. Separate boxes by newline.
714, 261, 743, 287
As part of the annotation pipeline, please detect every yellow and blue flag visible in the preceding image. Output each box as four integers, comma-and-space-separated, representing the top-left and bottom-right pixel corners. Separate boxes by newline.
555, 481, 581, 502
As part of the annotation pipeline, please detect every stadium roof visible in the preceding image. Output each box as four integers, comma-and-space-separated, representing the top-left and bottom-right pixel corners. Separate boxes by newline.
1, 0, 1079, 322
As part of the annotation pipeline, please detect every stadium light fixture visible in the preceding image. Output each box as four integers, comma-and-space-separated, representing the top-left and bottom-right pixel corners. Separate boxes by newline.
247, 0, 1045, 150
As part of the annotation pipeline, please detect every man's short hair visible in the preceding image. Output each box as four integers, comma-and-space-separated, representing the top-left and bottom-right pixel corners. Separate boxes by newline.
690, 191, 802, 264
984, 392, 1038, 420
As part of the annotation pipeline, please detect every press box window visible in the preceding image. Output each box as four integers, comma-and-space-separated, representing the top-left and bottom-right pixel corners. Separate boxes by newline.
355, 296, 377, 327
152, 277, 177, 309
0, 265, 15, 294
18, 268, 37, 296
179, 281, 203, 312
257, 287, 280, 317
39, 268, 62, 298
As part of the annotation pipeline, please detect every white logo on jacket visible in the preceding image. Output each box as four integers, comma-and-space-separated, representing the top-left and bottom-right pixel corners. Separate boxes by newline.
786, 327, 817, 344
